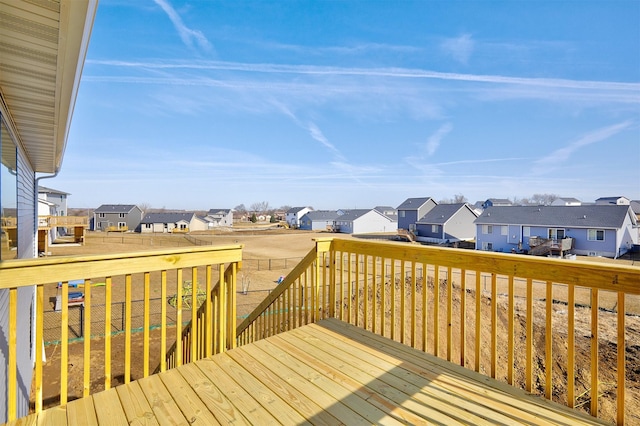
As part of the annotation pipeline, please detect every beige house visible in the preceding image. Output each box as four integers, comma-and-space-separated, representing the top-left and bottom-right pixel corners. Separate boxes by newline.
140, 212, 208, 233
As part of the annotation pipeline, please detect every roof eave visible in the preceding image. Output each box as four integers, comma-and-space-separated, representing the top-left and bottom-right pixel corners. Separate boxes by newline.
51, 0, 98, 173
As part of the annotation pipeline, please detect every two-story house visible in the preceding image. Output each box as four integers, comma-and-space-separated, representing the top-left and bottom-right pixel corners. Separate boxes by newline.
93, 204, 143, 232
285, 206, 312, 228
204, 208, 234, 228
396, 197, 437, 231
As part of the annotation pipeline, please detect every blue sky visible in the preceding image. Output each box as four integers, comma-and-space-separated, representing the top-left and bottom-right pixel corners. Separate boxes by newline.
60, 0, 640, 210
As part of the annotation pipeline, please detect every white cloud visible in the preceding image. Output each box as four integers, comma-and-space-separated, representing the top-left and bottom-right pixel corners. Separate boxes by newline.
532, 121, 634, 175
153, 0, 212, 53
441, 34, 475, 65
85, 59, 640, 94
426, 123, 453, 156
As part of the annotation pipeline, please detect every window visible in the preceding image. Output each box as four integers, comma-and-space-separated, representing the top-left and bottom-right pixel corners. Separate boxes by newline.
119, 213, 126, 218
482, 242, 493, 251
548, 228, 565, 240
431, 224, 439, 233
482, 225, 493, 234
400, 211, 405, 218
523, 226, 530, 237
118, 222, 126, 229
99, 213, 105, 218
501, 226, 508, 236
145, 223, 151, 229
587, 229, 605, 241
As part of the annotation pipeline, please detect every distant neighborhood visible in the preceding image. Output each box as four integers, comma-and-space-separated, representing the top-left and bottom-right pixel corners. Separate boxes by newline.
37, 187, 640, 259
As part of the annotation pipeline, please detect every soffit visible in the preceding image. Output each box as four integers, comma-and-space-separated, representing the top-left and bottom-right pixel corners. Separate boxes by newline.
0, 0, 97, 173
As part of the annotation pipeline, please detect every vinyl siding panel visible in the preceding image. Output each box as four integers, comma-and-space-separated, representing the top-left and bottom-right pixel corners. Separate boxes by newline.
0, 147, 36, 422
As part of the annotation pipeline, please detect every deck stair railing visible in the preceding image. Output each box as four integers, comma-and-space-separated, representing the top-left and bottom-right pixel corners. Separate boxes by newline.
161, 263, 237, 371
0, 244, 241, 422
237, 237, 640, 425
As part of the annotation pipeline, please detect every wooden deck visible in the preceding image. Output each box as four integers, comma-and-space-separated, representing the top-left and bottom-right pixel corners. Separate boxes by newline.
13, 318, 606, 425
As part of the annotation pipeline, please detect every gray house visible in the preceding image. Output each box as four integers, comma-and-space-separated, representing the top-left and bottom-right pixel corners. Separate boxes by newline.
397, 197, 437, 231
299, 210, 340, 231
140, 212, 208, 233
415, 203, 478, 243
474, 205, 638, 258
333, 209, 398, 234
205, 209, 233, 227
93, 204, 143, 232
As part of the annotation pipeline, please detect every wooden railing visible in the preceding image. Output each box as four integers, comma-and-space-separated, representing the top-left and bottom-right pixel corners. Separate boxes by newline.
162, 263, 237, 370
2, 216, 89, 228
44, 215, 89, 227
237, 237, 640, 425
0, 244, 241, 422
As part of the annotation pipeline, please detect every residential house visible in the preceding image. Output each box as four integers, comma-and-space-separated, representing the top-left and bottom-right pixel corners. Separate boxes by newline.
37, 199, 58, 249
285, 206, 312, 228
481, 198, 513, 209
551, 197, 582, 206
475, 205, 638, 258
38, 186, 71, 241
0, 1, 97, 421
204, 208, 233, 228
140, 212, 208, 233
596, 196, 630, 206
631, 201, 640, 241
93, 204, 143, 232
299, 210, 340, 231
38, 186, 69, 217
414, 203, 478, 243
332, 209, 398, 234
396, 197, 437, 231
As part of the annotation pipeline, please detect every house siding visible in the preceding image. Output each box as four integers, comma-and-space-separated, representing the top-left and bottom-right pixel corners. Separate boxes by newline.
0, 145, 36, 421
415, 205, 477, 243
336, 210, 397, 234
397, 199, 437, 230
94, 206, 143, 231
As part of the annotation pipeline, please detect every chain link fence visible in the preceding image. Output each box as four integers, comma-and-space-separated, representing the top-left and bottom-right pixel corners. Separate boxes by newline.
42, 298, 193, 345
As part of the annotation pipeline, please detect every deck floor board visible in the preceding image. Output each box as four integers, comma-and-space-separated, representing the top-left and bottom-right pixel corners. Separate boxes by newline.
11, 318, 608, 425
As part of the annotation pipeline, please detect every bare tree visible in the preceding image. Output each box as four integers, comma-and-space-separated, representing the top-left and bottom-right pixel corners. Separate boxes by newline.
138, 202, 151, 215
453, 193, 468, 203
234, 204, 246, 213
531, 193, 559, 206
439, 194, 468, 204
249, 201, 271, 213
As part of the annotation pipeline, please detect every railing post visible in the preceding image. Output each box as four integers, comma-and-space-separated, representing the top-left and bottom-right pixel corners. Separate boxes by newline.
228, 262, 237, 349
314, 238, 333, 319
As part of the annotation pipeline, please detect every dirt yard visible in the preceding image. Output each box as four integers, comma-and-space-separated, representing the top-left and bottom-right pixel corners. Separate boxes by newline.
36, 229, 639, 424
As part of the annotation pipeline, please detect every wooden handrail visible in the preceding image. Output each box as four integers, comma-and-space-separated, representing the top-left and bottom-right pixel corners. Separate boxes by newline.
0, 245, 241, 420
236, 237, 640, 425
